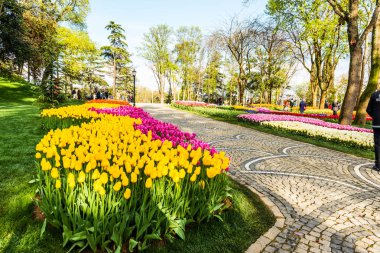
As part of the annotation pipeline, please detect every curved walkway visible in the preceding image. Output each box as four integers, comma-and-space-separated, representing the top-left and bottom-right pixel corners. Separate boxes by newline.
140, 104, 380, 253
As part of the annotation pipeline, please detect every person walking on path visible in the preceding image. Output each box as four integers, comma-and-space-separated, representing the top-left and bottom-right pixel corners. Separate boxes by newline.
299, 98, 307, 113
366, 90, 380, 171
332, 99, 339, 116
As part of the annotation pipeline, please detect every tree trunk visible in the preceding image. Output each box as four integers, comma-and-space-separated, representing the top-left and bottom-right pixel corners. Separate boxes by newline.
355, 34, 369, 110
354, 11, 380, 125
41, 62, 53, 86
113, 57, 117, 96
319, 89, 327, 109
310, 63, 318, 107
269, 89, 273, 104
339, 6, 363, 125
160, 76, 165, 104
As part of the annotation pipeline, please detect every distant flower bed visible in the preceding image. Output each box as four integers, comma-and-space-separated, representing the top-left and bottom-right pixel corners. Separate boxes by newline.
36, 103, 230, 252
174, 101, 217, 107
238, 113, 372, 133
249, 103, 284, 110
303, 108, 333, 115
261, 121, 373, 149
87, 99, 131, 106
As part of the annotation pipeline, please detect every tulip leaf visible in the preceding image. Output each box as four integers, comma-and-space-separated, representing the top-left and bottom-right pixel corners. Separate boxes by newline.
40, 218, 47, 238
128, 238, 138, 252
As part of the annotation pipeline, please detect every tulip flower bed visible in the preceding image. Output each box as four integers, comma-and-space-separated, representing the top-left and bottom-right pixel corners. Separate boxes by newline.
303, 108, 333, 115
174, 101, 217, 107
261, 121, 373, 149
238, 114, 372, 149
238, 113, 372, 133
36, 104, 230, 252
249, 103, 284, 110
87, 99, 131, 106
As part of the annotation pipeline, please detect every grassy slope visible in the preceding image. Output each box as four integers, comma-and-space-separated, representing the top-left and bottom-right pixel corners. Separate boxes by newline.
0, 77, 64, 252
0, 77, 275, 253
172, 105, 374, 160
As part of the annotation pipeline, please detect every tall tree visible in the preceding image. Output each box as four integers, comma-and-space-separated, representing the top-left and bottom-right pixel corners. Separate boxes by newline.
101, 21, 131, 96
354, 0, 380, 125
250, 22, 295, 104
327, 0, 380, 124
140, 24, 172, 103
203, 50, 223, 103
214, 18, 255, 104
174, 26, 202, 101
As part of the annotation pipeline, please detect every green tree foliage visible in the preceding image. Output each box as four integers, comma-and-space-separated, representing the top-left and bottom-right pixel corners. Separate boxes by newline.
204, 50, 223, 103
56, 27, 100, 94
267, 0, 347, 108
0, 0, 29, 73
101, 21, 132, 96
140, 24, 172, 103
248, 23, 295, 104
174, 26, 202, 100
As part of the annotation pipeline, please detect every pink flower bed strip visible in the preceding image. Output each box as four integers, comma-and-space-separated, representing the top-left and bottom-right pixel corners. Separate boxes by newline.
238, 113, 373, 133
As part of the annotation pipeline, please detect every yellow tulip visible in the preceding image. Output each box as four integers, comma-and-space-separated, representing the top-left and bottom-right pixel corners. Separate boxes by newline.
124, 188, 131, 200
131, 172, 137, 183
55, 179, 61, 189
145, 178, 153, 188
51, 167, 59, 179
78, 171, 85, 183
100, 172, 108, 184
199, 180, 205, 189
92, 169, 100, 180
98, 186, 106, 196
113, 181, 122, 192
67, 173, 75, 189
179, 169, 186, 179
35, 152, 41, 159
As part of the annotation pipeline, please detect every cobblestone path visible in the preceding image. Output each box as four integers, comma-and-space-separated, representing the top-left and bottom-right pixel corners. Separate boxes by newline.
140, 104, 380, 253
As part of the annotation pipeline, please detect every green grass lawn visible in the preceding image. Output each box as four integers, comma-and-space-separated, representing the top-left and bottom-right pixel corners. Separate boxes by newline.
0, 77, 275, 253
0, 77, 64, 252
172, 104, 374, 160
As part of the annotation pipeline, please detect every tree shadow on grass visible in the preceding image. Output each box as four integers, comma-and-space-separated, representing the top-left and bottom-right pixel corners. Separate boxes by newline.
0, 78, 36, 106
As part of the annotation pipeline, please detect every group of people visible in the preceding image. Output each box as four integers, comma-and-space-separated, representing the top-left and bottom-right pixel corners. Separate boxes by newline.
70, 88, 113, 100
283, 98, 297, 111
284, 98, 341, 115
94, 88, 110, 100
71, 89, 82, 100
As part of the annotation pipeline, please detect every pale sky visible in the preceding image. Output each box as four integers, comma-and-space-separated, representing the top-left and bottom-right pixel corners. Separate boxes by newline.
86, 0, 349, 91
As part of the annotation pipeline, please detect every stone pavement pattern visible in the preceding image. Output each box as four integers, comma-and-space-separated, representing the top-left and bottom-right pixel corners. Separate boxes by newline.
140, 104, 380, 253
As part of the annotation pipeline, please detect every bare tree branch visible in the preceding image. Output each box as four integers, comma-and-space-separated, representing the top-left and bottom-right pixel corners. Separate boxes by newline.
326, 0, 347, 20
